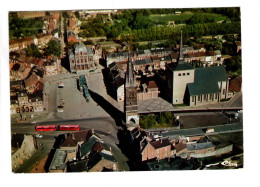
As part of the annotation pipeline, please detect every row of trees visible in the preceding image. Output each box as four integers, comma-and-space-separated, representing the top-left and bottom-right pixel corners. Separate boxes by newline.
78, 8, 240, 42
119, 21, 241, 43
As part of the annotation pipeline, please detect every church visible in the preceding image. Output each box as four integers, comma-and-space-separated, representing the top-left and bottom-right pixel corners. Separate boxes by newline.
166, 33, 230, 106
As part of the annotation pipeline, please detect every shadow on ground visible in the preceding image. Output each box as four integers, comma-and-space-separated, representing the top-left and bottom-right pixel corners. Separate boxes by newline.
101, 68, 118, 101
88, 89, 124, 127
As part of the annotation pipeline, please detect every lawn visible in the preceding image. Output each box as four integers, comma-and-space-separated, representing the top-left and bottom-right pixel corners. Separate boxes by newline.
149, 13, 227, 25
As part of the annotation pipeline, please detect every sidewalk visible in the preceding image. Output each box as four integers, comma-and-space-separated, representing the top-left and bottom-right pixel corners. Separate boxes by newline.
138, 92, 243, 114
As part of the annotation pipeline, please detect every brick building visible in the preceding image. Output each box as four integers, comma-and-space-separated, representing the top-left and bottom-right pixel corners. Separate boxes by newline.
68, 43, 95, 73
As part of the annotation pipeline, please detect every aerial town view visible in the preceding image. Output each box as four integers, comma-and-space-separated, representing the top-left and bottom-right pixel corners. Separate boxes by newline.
9, 8, 243, 173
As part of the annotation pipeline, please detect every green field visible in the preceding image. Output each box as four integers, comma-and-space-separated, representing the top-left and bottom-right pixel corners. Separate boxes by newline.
149, 13, 227, 25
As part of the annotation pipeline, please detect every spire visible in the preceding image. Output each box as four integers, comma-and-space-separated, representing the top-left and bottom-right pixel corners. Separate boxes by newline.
179, 31, 184, 62
125, 52, 136, 87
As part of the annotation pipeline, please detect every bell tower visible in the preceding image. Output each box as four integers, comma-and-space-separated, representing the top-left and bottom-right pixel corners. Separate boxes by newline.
124, 53, 139, 126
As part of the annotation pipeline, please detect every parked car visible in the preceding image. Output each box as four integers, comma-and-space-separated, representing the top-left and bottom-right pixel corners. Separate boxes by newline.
31, 121, 37, 124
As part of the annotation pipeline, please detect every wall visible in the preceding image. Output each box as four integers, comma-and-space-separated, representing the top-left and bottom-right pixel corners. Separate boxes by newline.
189, 144, 233, 158
12, 135, 36, 170
172, 69, 194, 104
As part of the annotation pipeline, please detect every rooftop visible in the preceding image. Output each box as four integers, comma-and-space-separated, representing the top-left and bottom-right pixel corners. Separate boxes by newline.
49, 149, 68, 171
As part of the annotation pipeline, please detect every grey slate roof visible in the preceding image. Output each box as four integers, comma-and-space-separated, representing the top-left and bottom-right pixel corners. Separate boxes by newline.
194, 66, 228, 83
187, 82, 220, 96
167, 62, 194, 71
80, 135, 98, 157
187, 66, 228, 96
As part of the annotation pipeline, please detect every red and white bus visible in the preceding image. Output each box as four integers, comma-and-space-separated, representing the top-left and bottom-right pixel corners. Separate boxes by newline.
59, 125, 80, 131
35, 125, 57, 132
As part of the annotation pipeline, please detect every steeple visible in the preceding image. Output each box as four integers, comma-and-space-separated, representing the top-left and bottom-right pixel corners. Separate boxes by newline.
125, 52, 136, 87
178, 31, 184, 63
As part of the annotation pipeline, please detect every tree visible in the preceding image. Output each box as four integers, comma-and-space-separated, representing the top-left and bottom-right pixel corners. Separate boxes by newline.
26, 44, 42, 58
44, 40, 61, 57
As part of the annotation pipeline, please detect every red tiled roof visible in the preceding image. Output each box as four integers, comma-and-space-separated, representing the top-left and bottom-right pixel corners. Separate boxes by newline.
175, 142, 186, 152
147, 81, 158, 89
149, 138, 172, 149
229, 76, 242, 92
71, 130, 93, 143
60, 136, 78, 147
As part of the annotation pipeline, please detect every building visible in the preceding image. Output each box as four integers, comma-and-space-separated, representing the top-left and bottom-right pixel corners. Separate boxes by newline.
167, 33, 229, 106
140, 138, 173, 161
185, 66, 229, 106
24, 73, 43, 94
124, 54, 139, 125
68, 43, 95, 73
44, 58, 58, 76
137, 81, 160, 100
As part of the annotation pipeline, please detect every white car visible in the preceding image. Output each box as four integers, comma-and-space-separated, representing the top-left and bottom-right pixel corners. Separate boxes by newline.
31, 121, 37, 124
36, 134, 43, 138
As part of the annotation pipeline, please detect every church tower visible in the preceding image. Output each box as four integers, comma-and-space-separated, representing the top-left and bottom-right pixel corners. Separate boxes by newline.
124, 53, 139, 125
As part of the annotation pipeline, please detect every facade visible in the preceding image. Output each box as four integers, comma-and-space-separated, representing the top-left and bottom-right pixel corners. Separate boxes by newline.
185, 66, 229, 106
69, 43, 95, 73
141, 138, 172, 161
124, 55, 139, 125
137, 81, 160, 100
44, 58, 58, 76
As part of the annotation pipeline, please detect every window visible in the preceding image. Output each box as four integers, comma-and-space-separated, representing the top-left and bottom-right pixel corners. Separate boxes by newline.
197, 95, 201, 102
209, 94, 213, 101
204, 94, 207, 101
178, 73, 181, 76
183, 73, 186, 76
215, 94, 218, 99
222, 89, 226, 95
192, 96, 195, 102
187, 72, 190, 76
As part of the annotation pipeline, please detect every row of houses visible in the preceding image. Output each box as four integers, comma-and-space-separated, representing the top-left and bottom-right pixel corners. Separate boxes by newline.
48, 130, 118, 173
106, 46, 223, 69
128, 127, 233, 162
10, 52, 60, 115
9, 33, 53, 52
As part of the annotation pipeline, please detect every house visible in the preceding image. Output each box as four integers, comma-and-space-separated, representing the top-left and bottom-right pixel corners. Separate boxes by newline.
229, 76, 242, 92
86, 150, 118, 172
24, 73, 43, 94
44, 58, 58, 76
48, 149, 71, 173
68, 43, 95, 73
28, 91, 44, 112
106, 51, 129, 67
36, 33, 52, 46
140, 138, 173, 161
79, 134, 103, 160
67, 30, 79, 43
137, 81, 160, 100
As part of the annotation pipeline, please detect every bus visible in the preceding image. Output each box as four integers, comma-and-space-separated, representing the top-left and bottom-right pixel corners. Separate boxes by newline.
35, 125, 57, 132
59, 125, 80, 131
